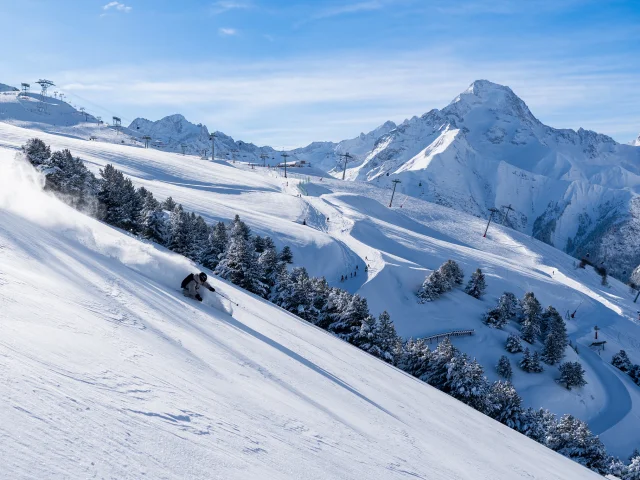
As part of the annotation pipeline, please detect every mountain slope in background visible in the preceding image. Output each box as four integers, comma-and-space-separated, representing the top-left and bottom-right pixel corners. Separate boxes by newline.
7, 77, 637, 281
125, 80, 640, 282
293, 80, 640, 281
0, 150, 604, 480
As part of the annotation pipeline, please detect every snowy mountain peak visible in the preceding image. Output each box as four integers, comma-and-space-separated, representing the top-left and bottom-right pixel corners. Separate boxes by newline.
444, 79, 538, 125
633, 133, 640, 146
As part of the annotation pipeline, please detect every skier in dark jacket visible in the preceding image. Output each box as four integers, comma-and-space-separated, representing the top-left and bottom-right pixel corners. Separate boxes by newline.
181, 272, 215, 301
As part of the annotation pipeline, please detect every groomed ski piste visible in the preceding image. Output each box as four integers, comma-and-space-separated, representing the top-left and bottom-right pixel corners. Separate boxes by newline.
1, 101, 640, 472
0, 139, 608, 479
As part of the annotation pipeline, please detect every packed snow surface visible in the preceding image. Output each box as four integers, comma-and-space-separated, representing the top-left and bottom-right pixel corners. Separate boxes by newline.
3, 119, 640, 459
0, 149, 605, 479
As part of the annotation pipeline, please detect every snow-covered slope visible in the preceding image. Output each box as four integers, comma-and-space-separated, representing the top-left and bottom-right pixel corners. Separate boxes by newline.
0, 84, 146, 148
122, 80, 640, 281
3, 121, 640, 458
0, 82, 18, 92
1, 150, 605, 480
319, 80, 640, 282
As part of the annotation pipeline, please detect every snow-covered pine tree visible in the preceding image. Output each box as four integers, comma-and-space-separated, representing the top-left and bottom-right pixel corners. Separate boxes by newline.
426, 337, 459, 388
612, 350, 633, 372
417, 269, 446, 303
445, 353, 490, 411
308, 276, 331, 326
215, 218, 266, 296
439, 259, 464, 289
373, 311, 399, 364
629, 365, 640, 386
327, 294, 371, 345
541, 307, 568, 365
496, 355, 513, 380
546, 414, 608, 474
520, 348, 543, 373
358, 311, 399, 364
137, 188, 167, 244
162, 196, 177, 211
317, 287, 351, 331
97, 164, 142, 232
279, 245, 293, 264
22, 138, 51, 166
167, 204, 191, 256
257, 246, 280, 290
484, 292, 519, 328
631, 450, 640, 463
558, 361, 587, 389
230, 214, 251, 241
189, 215, 210, 262
607, 457, 627, 479
505, 333, 524, 353
625, 456, 640, 480
253, 235, 265, 253
201, 221, 228, 270
464, 268, 486, 299
287, 267, 313, 320
262, 236, 276, 251
531, 351, 543, 373
520, 292, 542, 343
43, 149, 99, 212
270, 262, 293, 307
396, 338, 432, 380
487, 381, 523, 428
518, 407, 557, 445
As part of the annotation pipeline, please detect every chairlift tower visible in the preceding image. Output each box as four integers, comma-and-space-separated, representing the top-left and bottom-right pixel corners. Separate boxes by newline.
20, 83, 30, 96
35, 79, 55, 97
502, 204, 515, 226
142, 135, 152, 148
389, 179, 401, 207
483, 207, 501, 238
339, 152, 353, 180
260, 152, 269, 167
112, 116, 122, 134
180, 144, 188, 155
281, 151, 290, 178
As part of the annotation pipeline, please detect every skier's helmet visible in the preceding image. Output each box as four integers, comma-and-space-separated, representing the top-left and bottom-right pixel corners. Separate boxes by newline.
199, 272, 208, 282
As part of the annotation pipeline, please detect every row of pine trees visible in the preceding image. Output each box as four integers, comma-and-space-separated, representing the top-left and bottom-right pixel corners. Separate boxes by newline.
22, 138, 632, 476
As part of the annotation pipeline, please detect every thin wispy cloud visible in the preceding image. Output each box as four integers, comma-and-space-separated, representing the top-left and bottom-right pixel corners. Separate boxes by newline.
219, 27, 238, 36
294, 1, 390, 28
103, 1, 132, 13
54, 49, 640, 146
210, 1, 251, 15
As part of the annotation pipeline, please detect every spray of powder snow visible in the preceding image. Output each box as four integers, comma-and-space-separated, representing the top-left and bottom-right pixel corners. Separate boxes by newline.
0, 148, 228, 311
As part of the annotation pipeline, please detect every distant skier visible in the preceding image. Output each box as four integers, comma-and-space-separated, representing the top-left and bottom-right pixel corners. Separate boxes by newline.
181, 272, 215, 302
340, 275, 344, 282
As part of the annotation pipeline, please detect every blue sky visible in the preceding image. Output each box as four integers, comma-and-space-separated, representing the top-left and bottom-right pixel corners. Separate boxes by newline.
2, 0, 639, 147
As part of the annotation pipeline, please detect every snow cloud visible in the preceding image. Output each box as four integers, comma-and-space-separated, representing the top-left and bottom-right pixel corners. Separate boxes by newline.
103, 2, 132, 13
218, 28, 238, 36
